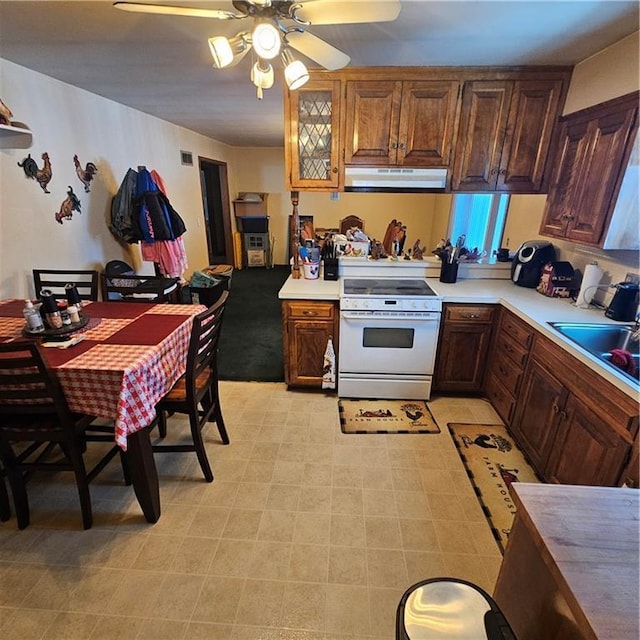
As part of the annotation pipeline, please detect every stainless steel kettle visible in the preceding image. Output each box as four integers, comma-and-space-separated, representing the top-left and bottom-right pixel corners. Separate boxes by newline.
605, 282, 639, 321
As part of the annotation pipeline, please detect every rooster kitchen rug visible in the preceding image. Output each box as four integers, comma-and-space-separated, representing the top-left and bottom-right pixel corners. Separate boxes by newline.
448, 423, 540, 552
338, 399, 440, 434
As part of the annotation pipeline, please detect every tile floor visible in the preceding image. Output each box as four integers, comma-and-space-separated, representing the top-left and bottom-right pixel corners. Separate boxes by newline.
0, 383, 504, 639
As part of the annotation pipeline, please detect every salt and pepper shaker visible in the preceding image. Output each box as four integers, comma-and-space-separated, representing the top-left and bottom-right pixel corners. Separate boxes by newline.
39, 289, 63, 329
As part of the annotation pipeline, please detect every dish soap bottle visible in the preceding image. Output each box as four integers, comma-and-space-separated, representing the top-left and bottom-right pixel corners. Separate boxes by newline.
23, 299, 44, 333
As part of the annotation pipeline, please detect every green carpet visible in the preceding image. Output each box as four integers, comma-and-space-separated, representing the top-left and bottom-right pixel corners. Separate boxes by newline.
218, 265, 291, 382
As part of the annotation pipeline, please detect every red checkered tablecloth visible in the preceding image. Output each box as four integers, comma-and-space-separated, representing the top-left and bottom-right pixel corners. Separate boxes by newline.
0, 300, 205, 450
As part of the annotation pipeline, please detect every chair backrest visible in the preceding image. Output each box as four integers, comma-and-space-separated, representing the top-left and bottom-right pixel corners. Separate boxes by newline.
101, 261, 179, 303
0, 341, 72, 423
339, 215, 365, 235
184, 291, 229, 400
33, 269, 99, 302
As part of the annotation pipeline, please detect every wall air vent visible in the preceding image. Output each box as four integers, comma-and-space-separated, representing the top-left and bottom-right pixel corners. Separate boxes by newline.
180, 150, 193, 166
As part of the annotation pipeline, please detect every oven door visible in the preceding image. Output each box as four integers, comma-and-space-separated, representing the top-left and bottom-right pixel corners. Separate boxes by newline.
339, 310, 441, 376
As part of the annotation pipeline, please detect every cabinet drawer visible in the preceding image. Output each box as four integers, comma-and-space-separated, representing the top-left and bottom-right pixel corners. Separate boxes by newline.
491, 350, 524, 397
495, 330, 529, 368
285, 301, 335, 320
445, 304, 495, 323
485, 373, 516, 426
500, 311, 534, 347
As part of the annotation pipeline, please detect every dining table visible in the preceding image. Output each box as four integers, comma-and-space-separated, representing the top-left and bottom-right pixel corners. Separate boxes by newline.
0, 299, 205, 523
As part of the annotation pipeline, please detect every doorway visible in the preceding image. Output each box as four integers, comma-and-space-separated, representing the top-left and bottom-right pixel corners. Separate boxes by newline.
199, 158, 234, 265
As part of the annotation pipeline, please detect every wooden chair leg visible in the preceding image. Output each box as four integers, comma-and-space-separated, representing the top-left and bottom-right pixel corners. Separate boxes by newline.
158, 410, 168, 439
0, 441, 29, 529
213, 404, 230, 445
119, 450, 132, 486
62, 441, 93, 530
0, 472, 11, 522
189, 415, 213, 483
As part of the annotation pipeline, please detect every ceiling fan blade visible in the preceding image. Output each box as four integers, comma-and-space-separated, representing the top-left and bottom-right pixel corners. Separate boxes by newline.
293, 1, 401, 25
113, 2, 242, 20
286, 30, 350, 70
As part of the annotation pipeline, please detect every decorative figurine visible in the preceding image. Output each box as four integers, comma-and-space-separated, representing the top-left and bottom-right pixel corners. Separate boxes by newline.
73, 155, 98, 192
18, 152, 53, 193
0, 98, 13, 125
412, 240, 425, 260
382, 219, 406, 256
55, 186, 81, 224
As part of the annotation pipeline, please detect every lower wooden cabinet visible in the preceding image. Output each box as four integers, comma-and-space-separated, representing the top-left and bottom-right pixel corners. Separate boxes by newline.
510, 334, 636, 486
434, 303, 495, 393
282, 300, 339, 388
484, 309, 534, 425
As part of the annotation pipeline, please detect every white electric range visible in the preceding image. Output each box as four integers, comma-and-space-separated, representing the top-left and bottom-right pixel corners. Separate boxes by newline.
338, 275, 443, 400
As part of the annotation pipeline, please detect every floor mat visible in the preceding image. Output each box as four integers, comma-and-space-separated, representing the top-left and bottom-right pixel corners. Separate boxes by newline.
339, 399, 440, 434
448, 423, 540, 553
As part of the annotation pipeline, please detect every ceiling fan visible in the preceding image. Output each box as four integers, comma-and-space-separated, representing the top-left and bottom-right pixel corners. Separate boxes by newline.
114, 1, 401, 97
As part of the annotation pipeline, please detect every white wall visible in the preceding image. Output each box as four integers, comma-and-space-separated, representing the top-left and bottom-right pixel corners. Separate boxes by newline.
0, 59, 238, 299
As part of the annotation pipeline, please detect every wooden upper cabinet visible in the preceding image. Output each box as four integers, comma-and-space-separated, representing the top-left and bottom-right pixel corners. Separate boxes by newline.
541, 92, 639, 247
285, 79, 342, 191
344, 79, 460, 166
344, 81, 401, 165
499, 80, 564, 191
451, 81, 512, 191
283, 67, 571, 192
452, 79, 564, 192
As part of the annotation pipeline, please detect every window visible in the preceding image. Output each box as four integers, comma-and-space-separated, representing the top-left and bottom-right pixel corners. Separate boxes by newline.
448, 194, 509, 257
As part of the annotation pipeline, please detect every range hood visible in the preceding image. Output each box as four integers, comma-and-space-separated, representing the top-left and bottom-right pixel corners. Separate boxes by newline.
344, 167, 448, 192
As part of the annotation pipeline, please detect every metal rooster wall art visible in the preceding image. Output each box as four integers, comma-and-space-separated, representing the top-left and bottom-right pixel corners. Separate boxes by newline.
55, 186, 81, 224
17, 152, 53, 193
73, 155, 98, 192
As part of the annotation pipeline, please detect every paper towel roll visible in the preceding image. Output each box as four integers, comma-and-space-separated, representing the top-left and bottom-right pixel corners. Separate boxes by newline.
576, 262, 603, 308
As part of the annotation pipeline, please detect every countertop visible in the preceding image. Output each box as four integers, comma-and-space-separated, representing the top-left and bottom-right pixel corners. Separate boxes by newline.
278, 269, 640, 399
495, 483, 639, 640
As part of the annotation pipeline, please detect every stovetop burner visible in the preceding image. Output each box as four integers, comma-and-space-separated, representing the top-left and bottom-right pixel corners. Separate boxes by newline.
343, 278, 438, 297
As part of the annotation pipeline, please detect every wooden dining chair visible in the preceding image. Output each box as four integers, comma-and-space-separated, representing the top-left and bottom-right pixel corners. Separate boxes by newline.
0, 462, 10, 522
152, 291, 230, 482
0, 341, 125, 529
339, 215, 365, 234
101, 260, 180, 303
33, 269, 99, 302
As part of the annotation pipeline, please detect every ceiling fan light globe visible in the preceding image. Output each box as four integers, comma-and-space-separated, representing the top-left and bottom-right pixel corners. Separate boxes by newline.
285, 59, 309, 90
252, 22, 281, 60
208, 36, 233, 68
251, 61, 274, 90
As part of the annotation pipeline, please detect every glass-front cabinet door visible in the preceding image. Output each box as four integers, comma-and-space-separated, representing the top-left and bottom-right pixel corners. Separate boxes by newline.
285, 79, 342, 191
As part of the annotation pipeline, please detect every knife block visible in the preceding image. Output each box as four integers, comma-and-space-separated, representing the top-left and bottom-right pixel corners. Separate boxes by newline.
323, 258, 338, 281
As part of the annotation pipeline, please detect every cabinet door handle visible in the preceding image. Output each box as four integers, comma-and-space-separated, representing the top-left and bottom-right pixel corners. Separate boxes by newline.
391, 142, 398, 149
302, 310, 317, 316
490, 168, 498, 175
399, 142, 406, 150
463, 314, 480, 319
499, 169, 506, 175
332, 167, 338, 174
552, 403, 560, 414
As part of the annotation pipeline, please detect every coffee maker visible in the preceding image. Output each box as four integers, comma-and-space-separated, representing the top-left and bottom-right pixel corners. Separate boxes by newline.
605, 282, 639, 321
510, 241, 556, 288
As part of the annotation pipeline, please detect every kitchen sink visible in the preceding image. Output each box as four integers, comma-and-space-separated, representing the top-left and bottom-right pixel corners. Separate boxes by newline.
548, 322, 639, 385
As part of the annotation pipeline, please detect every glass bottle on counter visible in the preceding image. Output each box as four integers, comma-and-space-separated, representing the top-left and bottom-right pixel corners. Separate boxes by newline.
23, 299, 44, 332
